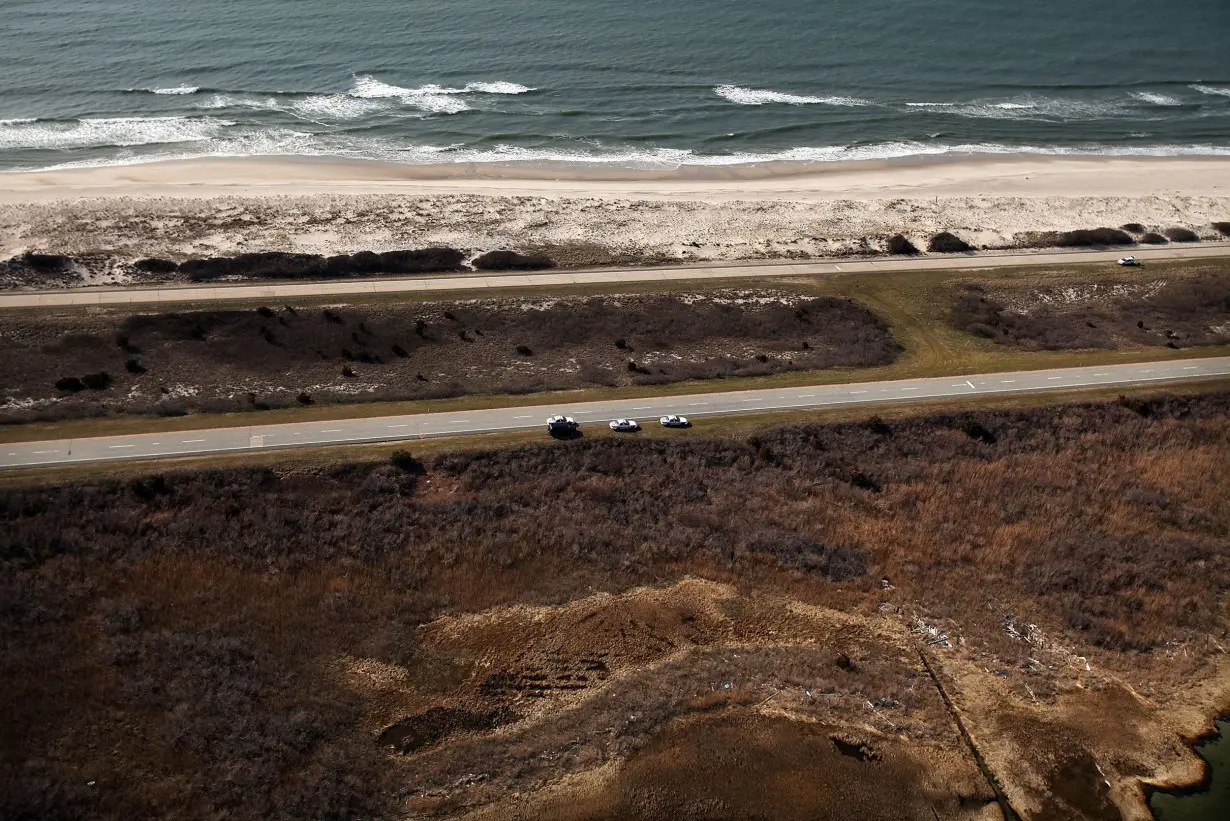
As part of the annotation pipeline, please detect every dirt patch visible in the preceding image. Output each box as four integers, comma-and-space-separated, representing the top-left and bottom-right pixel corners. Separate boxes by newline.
557, 711, 988, 821
378, 707, 512, 755
0, 289, 899, 423
950, 269, 1230, 350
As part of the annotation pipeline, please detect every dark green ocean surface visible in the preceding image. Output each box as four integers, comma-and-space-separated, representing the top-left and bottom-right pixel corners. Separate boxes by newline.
2, 0, 1229, 170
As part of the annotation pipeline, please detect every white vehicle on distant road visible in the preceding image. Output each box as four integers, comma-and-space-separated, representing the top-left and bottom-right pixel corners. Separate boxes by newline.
659, 415, 690, 428
608, 418, 640, 432
546, 415, 578, 433
1117, 256, 1139, 266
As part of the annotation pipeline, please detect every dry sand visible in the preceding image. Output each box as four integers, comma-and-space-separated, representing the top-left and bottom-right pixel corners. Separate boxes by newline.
1, 155, 1229, 268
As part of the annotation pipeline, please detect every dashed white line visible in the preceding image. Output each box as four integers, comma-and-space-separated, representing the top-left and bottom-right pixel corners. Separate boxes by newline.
1093, 373, 1108, 376
741, 398, 759, 402
901, 387, 918, 391
182, 439, 205, 443
798, 394, 815, 398
109, 444, 134, 449
689, 402, 709, 406
448, 420, 468, 425
849, 390, 867, 395
1001, 380, 1016, 384
512, 415, 533, 419
1183, 366, 1198, 370
1048, 376, 1063, 380
632, 406, 651, 410
32, 450, 57, 454
1142, 369, 1154, 373
387, 423, 409, 428
320, 429, 343, 433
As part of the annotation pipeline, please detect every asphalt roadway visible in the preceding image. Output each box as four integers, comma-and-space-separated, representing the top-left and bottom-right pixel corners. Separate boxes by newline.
3, 357, 1227, 470
2, 243, 1228, 309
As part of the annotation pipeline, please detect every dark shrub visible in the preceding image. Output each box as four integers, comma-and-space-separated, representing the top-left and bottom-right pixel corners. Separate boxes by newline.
377, 248, 466, 274
82, 372, 113, 390
1138, 232, 1168, 244
1213, 222, 1230, 237
1054, 227, 1134, 247
20, 251, 73, 272
257, 306, 275, 318
928, 232, 974, 253
1164, 227, 1200, 242
1120, 223, 1145, 234
866, 415, 892, 436
473, 250, 556, 271
341, 365, 355, 378
297, 392, 313, 405
516, 344, 533, 356
179, 257, 236, 281
133, 258, 179, 274
55, 376, 85, 392
959, 417, 995, 444
390, 450, 426, 474
391, 344, 408, 357
1117, 394, 1154, 417
614, 338, 627, 349
179, 248, 464, 281
125, 358, 145, 374
885, 234, 920, 255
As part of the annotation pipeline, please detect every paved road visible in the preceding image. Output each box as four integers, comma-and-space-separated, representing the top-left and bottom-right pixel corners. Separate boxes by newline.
4, 357, 1227, 470
2, 244, 1228, 309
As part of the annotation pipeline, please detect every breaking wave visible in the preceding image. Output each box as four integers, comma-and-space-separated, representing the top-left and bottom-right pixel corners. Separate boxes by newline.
148, 85, 200, 95
1192, 84, 1230, 98
714, 85, 870, 106
1129, 91, 1183, 106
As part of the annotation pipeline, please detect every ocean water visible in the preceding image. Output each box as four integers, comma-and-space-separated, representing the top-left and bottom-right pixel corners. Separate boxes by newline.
2, 0, 1229, 171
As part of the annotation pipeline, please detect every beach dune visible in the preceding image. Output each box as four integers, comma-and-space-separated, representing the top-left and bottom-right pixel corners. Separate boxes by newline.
1, 155, 1228, 268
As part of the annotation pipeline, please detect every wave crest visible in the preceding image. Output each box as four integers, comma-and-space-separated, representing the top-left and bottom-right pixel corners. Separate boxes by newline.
714, 85, 869, 106
1192, 84, 1230, 98
1130, 91, 1183, 106
149, 85, 200, 95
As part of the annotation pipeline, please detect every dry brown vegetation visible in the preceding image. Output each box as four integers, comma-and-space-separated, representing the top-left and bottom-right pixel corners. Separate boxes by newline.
950, 273, 1230, 350
0, 289, 899, 423
1, 392, 1227, 820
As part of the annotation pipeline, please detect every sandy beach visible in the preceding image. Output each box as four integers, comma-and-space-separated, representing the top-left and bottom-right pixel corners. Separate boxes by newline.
2, 154, 1229, 276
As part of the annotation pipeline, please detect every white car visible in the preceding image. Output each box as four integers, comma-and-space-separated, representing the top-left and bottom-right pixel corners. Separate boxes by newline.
546, 415, 578, 433
1117, 256, 1139, 266
608, 418, 639, 432
659, 415, 690, 428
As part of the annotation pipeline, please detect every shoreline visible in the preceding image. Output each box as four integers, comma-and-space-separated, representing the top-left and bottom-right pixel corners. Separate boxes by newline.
2, 152, 1230, 203
1144, 711, 1229, 816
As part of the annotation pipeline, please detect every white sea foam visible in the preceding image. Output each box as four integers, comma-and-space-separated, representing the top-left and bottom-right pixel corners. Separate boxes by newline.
149, 85, 200, 95
350, 77, 470, 114
1191, 84, 1230, 98
0, 116, 228, 150
17, 124, 1230, 174
464, 81, 535, 95
348, 75, 534, 114
1130, 91, 1183, 106
715, 85, 869, 106
288, 94, 387, 121
903, 95, 1128, 121
0, 118, 38, 126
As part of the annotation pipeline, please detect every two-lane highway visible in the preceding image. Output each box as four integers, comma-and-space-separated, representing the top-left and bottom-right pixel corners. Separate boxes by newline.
2, 243, 1228, 309
3, 357, 1227, 469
